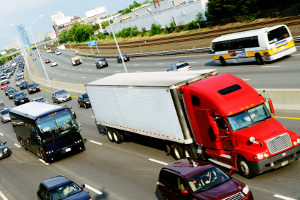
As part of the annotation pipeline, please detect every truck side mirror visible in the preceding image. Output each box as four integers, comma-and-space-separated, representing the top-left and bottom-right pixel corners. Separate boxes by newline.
209, 116, 219, 136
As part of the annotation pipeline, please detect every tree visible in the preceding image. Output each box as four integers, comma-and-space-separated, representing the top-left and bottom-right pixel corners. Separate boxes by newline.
91, 24, 100, 32
122, 1, 142, 15
44, 37, 51, 42
101, 21, 109, 29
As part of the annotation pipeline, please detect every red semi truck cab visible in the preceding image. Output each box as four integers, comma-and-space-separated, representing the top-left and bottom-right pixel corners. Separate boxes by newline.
180, 73, 300, 178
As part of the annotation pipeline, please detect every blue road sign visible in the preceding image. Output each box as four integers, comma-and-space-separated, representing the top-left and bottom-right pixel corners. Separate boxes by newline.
88, 40, 97, 47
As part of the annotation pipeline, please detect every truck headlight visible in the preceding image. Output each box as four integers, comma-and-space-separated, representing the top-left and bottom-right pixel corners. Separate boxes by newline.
242, 185, 250, 195
254, 153, 263, 160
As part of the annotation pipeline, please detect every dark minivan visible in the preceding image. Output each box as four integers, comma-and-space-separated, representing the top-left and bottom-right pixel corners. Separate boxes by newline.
157, 158, 253, 200
9, 102, 85, 163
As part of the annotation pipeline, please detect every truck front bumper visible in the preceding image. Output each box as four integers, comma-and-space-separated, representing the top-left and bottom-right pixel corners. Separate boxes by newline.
248, 145, 300, 175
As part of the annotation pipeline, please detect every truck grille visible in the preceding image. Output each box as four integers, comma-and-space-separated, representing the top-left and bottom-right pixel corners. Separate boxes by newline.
266, 133, 292, 155
223, 192, 245, 200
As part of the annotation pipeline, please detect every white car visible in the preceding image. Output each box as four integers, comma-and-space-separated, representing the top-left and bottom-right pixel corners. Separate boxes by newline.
56, 51, 61, 55
51, 61, 58, 67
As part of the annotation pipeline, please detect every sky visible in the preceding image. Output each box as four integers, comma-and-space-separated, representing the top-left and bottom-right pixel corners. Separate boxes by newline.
0, 0, 145, 50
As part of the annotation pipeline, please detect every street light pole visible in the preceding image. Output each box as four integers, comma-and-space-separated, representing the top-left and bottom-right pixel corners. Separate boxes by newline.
107, 16, 128, 73
29, 14, 49, 80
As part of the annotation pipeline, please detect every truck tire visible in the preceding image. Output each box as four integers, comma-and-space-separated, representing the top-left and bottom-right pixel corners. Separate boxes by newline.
19, 138, 28, 151
40, 150, 49, 163
255, 54, 265, 65
184, 145, 198, 160
106, 128, 115, 142
237, 156, 254, 178
113, 130, 124, 144
172, 144, 184, 160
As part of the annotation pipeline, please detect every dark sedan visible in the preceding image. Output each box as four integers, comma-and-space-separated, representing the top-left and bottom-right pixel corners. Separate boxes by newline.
37, 176, 91, 200
13, 91, 30, 106
117, 54, 130, 63
0, 140, 11, 159
27, 82, 40, 94
19, 80, 29, 90
77, 93, 91, 109
95, 58, 108, 69
8, 88, 17, 99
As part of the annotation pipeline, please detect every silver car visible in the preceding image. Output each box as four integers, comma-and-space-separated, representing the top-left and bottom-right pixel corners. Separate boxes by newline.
1, 108, 11, 123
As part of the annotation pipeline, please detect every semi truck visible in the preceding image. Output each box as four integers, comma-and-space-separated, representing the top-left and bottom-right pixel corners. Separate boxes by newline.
86, 70, 300, 178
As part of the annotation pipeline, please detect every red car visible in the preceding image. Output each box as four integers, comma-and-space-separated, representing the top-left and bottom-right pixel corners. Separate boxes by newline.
1, 84, 8, 90
157, 158, 253, 200
45, 59, 51, 64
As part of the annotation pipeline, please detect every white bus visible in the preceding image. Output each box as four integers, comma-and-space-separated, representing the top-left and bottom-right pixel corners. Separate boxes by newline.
211, 24, 297, 65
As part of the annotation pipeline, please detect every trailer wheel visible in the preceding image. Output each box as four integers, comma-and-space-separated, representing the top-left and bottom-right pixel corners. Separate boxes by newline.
255, 54, 265, 65
237, 157, 254, 179
19, 138, 28, 151
106, 128, 115, 142
172, 144, 183, 160
113, 130, 123, 144
184, 145, 198, 159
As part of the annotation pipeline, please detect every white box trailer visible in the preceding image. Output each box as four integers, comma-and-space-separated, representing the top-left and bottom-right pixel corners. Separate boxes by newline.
85, 69, 216, 150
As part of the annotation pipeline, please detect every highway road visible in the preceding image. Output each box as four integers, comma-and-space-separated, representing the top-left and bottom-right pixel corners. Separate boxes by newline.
30, 46, 300, 89
0, 52, 300, 200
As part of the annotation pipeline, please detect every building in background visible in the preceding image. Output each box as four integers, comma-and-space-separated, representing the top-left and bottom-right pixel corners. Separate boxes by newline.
16, 24, 30, 47
82, 6, 107, 25
51, 11, 81, 38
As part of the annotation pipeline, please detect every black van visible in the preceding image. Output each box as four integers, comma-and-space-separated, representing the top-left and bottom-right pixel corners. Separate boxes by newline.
9, 102, 85, 162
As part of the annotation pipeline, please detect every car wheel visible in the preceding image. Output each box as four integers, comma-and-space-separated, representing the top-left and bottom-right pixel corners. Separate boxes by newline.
106, 128, 115, 142
84, 103, 87, 109
237, 156, 254, 178
172, 144, 184, 160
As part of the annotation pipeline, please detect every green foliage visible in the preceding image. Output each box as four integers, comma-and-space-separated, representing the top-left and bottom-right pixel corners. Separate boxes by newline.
90, 35, 98, 40
58, 23, 94, 43
141, 27, 147, 37
101, 21, 109, 29
184, 21, 199, 30
0, 56, 7, 65
44, 37, 51, 42
131, 26, 139, 37
169, 22, 175, 33
97, 32, 107, 40
115, 26, 140, 38
149, 24, 162, 36
91, 24, 100, 31
122, 1, 142, 15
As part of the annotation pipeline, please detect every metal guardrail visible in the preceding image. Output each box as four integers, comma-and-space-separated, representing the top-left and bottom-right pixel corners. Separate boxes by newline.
294, 36, 300, 42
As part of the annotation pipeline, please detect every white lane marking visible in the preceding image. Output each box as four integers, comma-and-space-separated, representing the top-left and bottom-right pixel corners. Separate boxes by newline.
81, 77, 86, 79
0, 132, 3, 136
39, 159, 49, 166
149, 158, 168, 165
89, 140, 102, 146
88, 70, 92, 72
189, 62, 197, 64
262, 65, 281, 68
274, 194, 297, 200
156, 63, 164, 65
0, 190, 8, 200
78, 69, 83, 71
242, 79, 251, 81
115, 71, 121, 73
14, 143, 21, 148
134, 64, 141, 66
294, 54, 300, 56
91, 116, 95, 119
136, 71, 143, 72
85, 184, 103, 195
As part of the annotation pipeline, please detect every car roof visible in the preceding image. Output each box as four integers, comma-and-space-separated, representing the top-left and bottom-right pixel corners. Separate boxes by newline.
42, 176, 72, 190
162, 158, 214, 178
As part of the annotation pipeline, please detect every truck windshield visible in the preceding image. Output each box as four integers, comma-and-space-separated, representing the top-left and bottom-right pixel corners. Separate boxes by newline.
37, 111, 78, 143
227, 104, 271, 131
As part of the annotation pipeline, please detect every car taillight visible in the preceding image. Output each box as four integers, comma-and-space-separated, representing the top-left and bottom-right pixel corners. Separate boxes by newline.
188, 66, 192, 69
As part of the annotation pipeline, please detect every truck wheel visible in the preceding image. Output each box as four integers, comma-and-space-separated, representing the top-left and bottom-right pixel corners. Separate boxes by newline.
40, 150, 49, 163
184, 145, 198, 159
255, 54, 265, 65
113, 130, 124, 144
237, 157, 254, 179
219, 57, 226, 66
19, 139, 28, 151
172, 144, 183, 160
106, 128, 115, 142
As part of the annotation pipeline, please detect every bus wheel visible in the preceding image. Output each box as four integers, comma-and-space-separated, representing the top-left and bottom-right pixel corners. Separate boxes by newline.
219, 57, 226, 66
113, 129, 123, 144
237, 157, 254, 179
172, 144, 184, 160
255, 54, 265, 65
106, 128, 115, 142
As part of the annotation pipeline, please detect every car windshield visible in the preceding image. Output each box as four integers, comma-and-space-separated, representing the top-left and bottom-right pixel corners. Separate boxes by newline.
37, 110, 78, 143
187, 167, 230, 193
177, 63, 189, 69
15, 92, 25, 98
1, 82, 7, 86
34, 98, 46, 103
227, 104, 271, 131
29, 83, 36, 87
8, 89, 16, 94
55, 90, 67, 95
82, 93, 88, 99
1, 109, 10, 115
50, 182, 82, 200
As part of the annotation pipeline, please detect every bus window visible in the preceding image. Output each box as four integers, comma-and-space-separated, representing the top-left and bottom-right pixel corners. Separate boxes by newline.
268, 26, 290, 44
